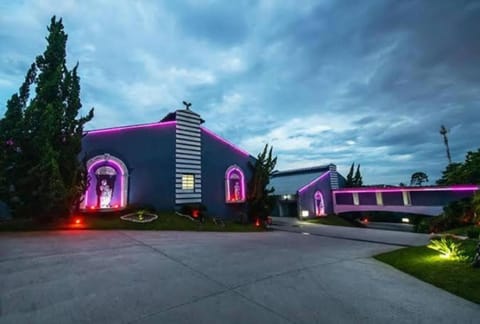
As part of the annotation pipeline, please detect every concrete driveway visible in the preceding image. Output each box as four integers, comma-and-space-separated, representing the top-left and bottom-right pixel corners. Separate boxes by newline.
1, 228, 479, 323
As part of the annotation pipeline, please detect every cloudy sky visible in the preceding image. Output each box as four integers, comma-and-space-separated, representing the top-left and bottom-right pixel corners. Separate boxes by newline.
1, 0, 479, 185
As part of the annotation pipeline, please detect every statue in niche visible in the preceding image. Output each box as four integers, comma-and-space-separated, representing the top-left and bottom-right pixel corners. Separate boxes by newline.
99, 179, 112, 208
95, 165, 117, 208
314, 191, 325, 216
233, 181, 241, 201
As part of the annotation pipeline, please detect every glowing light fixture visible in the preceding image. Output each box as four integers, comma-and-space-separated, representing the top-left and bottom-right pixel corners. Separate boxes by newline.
402, 217, 410, 223
74, 218, 82, 224
301, 210, 309, 217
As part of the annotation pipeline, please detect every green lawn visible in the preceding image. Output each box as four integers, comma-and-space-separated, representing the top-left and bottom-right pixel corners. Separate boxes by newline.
303, 215, 357, 227
0, 212, 265, 232
375, 239, 480, 304
444, 225, 479, 237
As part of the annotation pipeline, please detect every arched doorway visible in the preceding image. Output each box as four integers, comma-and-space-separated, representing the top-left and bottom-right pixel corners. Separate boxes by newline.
82, 154, 128, 210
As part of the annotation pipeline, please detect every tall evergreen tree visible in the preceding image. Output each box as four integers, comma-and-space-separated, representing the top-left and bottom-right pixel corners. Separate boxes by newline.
353, 164, 363, 186
0, 64, 36, 206
345, 162, 355, 187
247, 144, 277, 222
0, 16, 93, 219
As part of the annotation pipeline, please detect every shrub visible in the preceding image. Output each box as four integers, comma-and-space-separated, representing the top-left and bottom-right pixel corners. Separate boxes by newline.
427, 237, 466, 261
414, 218, 431, 233
466, 227, 480, 239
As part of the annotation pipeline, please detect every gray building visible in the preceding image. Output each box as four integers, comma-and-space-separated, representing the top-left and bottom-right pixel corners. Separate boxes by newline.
270, 164, 345, 218
81, 107, 255, 218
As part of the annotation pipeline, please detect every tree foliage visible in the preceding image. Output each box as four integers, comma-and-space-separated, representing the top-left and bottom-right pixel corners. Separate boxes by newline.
430, 149, 480, 231
437, 150, 480, 185
353, 164, 363, 186
410, 172, 429, 186
346, 162, 362, 187
247, 144, 277, 221
0, 16, 93, 220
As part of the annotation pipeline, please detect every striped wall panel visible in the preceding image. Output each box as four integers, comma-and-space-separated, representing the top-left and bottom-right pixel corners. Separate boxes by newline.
329, 164, 339, 190
175, 109, 202, 204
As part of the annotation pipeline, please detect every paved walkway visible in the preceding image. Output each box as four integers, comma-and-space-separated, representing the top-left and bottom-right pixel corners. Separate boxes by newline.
0, 229, 478, 323
271, 217, 431, 246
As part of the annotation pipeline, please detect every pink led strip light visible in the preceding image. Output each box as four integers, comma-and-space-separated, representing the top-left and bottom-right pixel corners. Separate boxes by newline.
85, 121, 176, 135
298, 172, 331, 193
333, 185, 479, 194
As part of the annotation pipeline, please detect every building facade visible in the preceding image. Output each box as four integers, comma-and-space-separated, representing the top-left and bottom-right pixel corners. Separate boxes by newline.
80, 108, 255, 218
270, 165, 346, 218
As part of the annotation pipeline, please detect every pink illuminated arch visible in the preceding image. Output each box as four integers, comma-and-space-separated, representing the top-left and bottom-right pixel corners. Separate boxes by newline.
314, 190, 325, 216
82, 154, 129, 211
225, 165, 246, 203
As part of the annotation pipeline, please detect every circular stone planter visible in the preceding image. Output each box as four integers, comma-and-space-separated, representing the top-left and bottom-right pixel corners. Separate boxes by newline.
120, 212, 158, 223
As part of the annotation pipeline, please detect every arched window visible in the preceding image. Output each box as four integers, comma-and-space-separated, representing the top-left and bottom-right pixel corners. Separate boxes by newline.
225, 165, 246, 203
82, 154, 129, 210
314, 190, 325, 216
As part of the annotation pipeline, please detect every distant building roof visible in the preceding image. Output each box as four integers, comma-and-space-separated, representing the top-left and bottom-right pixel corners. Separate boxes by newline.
269, 165, 332, 196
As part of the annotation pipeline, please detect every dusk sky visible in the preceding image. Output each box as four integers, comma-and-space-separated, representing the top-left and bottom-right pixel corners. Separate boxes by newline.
1, 0, 479, 185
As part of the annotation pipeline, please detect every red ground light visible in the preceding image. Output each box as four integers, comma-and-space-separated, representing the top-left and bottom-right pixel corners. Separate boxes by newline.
74, 218, 82, 224
192, 209, 199, 218
255, 218, 261, 227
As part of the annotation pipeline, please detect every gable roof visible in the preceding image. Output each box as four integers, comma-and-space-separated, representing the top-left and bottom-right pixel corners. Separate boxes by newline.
269, 165, 332, 196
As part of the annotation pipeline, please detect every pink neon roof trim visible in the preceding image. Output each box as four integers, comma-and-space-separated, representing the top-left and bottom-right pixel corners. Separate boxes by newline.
201, 127, 251, 157
298, 171, 330, 193
85, 121, 176, 135
333, 185, 479, 194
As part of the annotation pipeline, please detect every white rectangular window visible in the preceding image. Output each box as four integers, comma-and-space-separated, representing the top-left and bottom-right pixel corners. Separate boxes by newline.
402, 191, 411, 206
376, 192, 383, 206
182, 174, 195, 190
353, 193, 359, 206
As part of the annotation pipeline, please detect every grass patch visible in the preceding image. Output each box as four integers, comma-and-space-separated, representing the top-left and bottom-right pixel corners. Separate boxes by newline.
444, 225, 479, 237
375, 239, 480, 304
304, 214, 358, 227
0, 212, 265, 232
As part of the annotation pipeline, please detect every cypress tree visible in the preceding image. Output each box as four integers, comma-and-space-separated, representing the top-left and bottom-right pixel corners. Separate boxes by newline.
247, 144, 277, 222
346, 162, 355, 187
353, 164, 363, 186
0, 16, 93, 220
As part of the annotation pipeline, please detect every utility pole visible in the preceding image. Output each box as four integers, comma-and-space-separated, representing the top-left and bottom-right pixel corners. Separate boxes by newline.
439, 125, 452, 165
